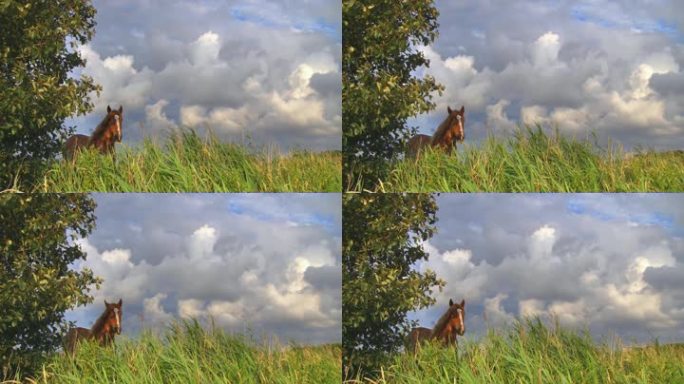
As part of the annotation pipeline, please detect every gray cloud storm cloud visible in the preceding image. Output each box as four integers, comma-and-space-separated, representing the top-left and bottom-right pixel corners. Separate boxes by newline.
412, 0, 684, 150
70, 0, 341, 150
66, 194, 341, 345
411, 194, 684, 345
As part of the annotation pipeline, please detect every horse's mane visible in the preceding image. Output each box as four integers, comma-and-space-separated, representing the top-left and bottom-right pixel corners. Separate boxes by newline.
431, 305, 456, 337
431, 113, 457, 144
90, 112, 115, 142
90, 306, 112, 336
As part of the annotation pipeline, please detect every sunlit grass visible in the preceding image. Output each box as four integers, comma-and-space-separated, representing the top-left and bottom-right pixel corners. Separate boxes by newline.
346, 318, 684, 384
43, 130, 341, 192
18, 319, 341, 384
349, 126, 684, 192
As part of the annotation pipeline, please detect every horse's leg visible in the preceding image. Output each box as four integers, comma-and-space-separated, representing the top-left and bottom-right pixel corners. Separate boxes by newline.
64, 330, 75, 355
64, 139, 75, 163
63, 145, 71, 162
104, 141, 116, 164
411, 335, 419, 356
65, 328, 87, 356
101, 333, 107, 346
411, 331, 428, 356
412, 147, 420, 161
70, 147, 79, 165
407, 137, 425, 160
68, 139, 85, 164
406, 138, 416, 159
413, 144, 427, 162
65, 135, 90, 164
407, 330, 418, 355
446, 333, 458, 356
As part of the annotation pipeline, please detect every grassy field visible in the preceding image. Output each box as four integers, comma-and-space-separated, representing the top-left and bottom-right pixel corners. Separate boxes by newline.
350, 126, 684, 192
7, 320, 341, 384
41, 130, 341, 192
345, 319, 684, 384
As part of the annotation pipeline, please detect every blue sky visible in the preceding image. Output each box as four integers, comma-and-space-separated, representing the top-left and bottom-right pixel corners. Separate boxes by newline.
229, 5, 339, 39
411, 0, 684, 150
409, 193, 684, 345
226, 194, 338, 233
66, 0, 341, 151
566, 196, 679, 234
65, 193, 341, 345
569, 2, 680, 40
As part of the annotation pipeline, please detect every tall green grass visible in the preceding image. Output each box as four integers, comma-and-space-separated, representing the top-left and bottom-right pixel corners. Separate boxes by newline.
11, 320, 340, 384
42, 130, 341, 192
345, 318, 684, 384
354, 126, 684, 192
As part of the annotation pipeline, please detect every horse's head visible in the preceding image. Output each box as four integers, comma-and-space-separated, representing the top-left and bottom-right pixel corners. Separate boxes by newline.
106, 105, 123, 143
446, 106, 465, 142
446, 298, 466, 336
104, 299, 123, 335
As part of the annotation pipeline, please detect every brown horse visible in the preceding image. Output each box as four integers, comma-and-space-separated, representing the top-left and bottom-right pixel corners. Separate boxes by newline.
64, 299, 122, 355
407, 298, 466, 354
64, 105, 123, 161
407, 106, 465, 158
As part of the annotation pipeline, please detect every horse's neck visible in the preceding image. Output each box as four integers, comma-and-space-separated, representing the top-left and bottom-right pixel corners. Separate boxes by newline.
90, 129, 106, 145
91, 116, 112, 143
95, 329, 110, 343
431, 325, 458, 346
91, 326, 115, 345
431, 311, 452, 336
90, 311, 109, 336
91, 131, 116, 152
442, 323, 457, 337
431, 116, 452, 142
432, 326, 448, 339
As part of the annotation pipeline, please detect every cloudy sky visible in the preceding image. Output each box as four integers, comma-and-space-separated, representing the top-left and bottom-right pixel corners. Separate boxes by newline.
410, 0, 684, 150
65, 193, 341, 345
410, 194, 684, 345
68, 0, 341, 150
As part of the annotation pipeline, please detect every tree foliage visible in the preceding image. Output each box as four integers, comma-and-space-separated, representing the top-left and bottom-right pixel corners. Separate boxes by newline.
0, 0, 100, 191
342, 193, 444, 375
0, 194, 101, 379
342, 0, 443, 190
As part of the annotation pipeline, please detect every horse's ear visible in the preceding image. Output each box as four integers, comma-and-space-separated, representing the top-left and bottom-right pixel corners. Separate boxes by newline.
117, 298, 122, 306
449, 298, 454, 306
460, 299, 465, 307
107, 105, 111, 113
460, 105, 465, 113
118, 105, 123, 113
104, 299, 109, 305
447, 106, 453, 114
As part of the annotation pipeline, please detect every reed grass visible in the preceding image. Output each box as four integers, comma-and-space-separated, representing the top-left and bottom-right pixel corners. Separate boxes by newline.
43, 130, 341, 192
7, 320, 341, 384
345, 318, 684, 384
349, 126, 684, 192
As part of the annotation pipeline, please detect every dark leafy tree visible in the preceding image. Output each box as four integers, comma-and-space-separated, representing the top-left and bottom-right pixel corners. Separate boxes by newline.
0, 194, 101, 379
343, 0, 443, 190
0, 0, 100, 191
342, 193, 444, 376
